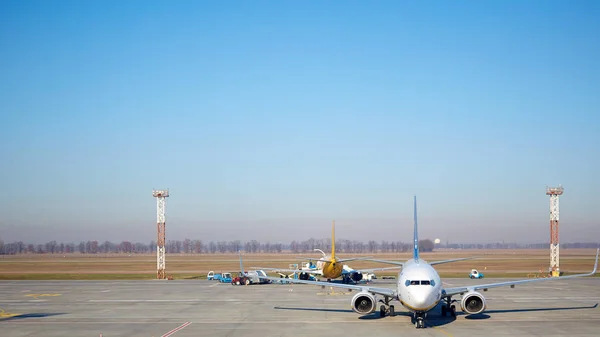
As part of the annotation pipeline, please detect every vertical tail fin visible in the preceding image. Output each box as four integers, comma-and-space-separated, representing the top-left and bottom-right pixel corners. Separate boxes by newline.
413, 195, 419, 262
331, 220, 336, 260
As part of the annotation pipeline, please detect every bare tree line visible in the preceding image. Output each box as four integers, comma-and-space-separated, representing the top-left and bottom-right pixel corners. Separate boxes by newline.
0, 238, 435, 255
0, 237, 596, 255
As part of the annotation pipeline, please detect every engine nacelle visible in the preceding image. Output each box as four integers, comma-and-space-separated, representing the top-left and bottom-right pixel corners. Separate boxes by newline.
351, 272, 363, 282
460, 291, 487, 315
351, 291, 378, 314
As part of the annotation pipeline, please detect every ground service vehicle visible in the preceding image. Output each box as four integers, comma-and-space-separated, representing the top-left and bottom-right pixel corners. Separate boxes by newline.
232, 272, 251, 285
207, 271, 222, 281
247, 270, 272, 284
220, 273, 233, 283
232, 270, 272, 285
470, 269, 484, 279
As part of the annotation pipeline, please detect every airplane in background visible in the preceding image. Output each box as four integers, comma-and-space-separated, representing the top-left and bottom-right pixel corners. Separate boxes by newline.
253, 220, 400, 283
259, 196, 599, 329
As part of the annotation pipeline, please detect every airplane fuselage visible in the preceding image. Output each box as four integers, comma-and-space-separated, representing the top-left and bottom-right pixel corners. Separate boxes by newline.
397, 259, 443, 313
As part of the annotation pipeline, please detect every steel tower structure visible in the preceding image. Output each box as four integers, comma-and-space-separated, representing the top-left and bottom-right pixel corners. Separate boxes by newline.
153, 189, 169, 279
546, 185, 563, 277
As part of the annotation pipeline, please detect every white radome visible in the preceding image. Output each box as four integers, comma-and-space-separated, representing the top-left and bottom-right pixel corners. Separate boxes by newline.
434, 238, 441, 244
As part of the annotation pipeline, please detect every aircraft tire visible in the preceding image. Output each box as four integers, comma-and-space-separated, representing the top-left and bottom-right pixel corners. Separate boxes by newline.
379, 305, 386, 317
389, 305, 395, 317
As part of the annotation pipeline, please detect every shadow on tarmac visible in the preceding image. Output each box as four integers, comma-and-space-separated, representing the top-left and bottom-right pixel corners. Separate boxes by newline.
0, 313, 65, 322
463, 302, 598, 319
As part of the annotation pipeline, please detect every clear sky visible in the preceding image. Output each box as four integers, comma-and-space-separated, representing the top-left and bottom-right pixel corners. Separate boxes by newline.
1, 0, 599, 245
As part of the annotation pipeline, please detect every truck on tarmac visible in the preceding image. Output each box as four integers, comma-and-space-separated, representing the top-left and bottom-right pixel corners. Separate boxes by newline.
207, 271, 222, 281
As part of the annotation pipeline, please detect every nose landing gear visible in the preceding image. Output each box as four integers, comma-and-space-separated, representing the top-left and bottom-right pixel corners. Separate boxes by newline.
412, 312, 427, 329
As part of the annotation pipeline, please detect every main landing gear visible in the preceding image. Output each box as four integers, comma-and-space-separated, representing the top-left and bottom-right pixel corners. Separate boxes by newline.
440, 297, 457, 317
378, 296, 395, 318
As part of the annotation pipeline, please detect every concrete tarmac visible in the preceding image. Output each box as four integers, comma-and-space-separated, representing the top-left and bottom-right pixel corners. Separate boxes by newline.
1, 278, 599, 336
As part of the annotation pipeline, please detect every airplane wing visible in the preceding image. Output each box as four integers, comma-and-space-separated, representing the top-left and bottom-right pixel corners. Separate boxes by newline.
258, 276, 397, 298
294, 256, 325, 261
361, 257, 474, 267
292, 257, 374, 263
443, 249, 599, 298
335, 257, 374, 263
251, 267, 324, 276
344, 266, 403, 274
430, 257, 475, 265
359, 258, 403, 267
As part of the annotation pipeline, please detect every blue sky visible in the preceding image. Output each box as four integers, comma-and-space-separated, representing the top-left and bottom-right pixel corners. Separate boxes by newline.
1, 0, 599, 244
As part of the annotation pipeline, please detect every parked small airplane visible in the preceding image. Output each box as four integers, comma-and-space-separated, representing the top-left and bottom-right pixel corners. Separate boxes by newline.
259, 196, 599, 329
253, 220, 400, 283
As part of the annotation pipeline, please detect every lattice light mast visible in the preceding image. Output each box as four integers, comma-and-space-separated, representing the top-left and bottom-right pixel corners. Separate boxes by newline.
153, 189, 169, 279
546, 185, 563, 278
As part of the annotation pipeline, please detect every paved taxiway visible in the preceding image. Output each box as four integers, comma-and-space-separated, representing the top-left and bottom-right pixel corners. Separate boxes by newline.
1, 278, 599, 336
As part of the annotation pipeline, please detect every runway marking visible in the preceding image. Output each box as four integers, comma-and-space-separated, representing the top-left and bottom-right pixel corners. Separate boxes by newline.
161, 322, 191, 337
24, 293, 62, 300
209, 283, 220, 288
101, 290, 111, 293
433, 326, 454, 337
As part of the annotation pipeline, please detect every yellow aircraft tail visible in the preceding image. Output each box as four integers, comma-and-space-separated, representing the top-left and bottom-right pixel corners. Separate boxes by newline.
331, 220, 336, 261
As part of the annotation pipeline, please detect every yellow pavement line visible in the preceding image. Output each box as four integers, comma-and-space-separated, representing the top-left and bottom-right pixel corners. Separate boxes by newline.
0, 308, 21, 320
24, 293, 62, 299
433, 326, 453, 337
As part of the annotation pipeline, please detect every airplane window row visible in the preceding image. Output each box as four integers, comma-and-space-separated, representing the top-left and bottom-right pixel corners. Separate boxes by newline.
405, 280, 436, 286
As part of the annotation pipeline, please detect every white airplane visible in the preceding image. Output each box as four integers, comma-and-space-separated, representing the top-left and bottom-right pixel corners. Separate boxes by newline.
259, 196, 599, 329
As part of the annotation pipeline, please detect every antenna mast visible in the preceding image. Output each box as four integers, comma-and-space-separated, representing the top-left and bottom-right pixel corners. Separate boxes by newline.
153, 189, 169, 279
546, 185, 563, 277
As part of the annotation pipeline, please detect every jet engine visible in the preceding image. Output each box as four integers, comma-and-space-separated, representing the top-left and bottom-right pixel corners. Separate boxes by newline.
460, 291, 486, 315
351, 291, 377, 314
299, 272, 310, 280
350, 272, 363, 282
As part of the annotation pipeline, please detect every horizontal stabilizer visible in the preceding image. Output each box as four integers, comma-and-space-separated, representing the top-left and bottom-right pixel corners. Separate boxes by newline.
292, 256, 374, 264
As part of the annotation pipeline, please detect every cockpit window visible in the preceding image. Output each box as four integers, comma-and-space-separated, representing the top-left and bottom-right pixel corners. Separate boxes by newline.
406, 280, 436, 286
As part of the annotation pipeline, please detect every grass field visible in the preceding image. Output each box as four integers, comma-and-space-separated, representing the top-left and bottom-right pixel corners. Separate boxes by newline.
0, 249, 598, 280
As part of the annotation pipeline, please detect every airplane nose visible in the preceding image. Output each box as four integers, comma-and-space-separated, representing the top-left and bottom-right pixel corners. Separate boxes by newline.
412, 294, 427, 307
410, 291, 432, 309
